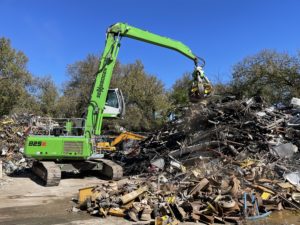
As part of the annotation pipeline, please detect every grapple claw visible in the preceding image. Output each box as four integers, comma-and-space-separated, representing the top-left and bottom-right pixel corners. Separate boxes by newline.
189, 66, 213, 102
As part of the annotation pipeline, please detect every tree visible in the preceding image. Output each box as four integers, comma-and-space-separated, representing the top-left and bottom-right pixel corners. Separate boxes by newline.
231, 50, 300, 103
61, 54, 171, 131
169, 72, 192, 105
34, 76, 59, 116
0, 37, 35, 115
111, 60, 171, 131
62, 54, 99, 117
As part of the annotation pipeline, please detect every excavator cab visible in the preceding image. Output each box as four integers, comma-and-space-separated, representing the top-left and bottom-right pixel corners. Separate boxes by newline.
103, 88, 125, 118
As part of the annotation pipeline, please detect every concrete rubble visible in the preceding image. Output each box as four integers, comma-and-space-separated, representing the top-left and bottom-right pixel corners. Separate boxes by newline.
75, 96, 300, 224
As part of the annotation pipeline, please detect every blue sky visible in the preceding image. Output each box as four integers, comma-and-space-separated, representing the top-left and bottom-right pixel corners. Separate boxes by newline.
0, 0, 299, 89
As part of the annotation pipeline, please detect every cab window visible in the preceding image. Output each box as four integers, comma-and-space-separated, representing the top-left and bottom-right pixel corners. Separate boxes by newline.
105, 90, 119, 108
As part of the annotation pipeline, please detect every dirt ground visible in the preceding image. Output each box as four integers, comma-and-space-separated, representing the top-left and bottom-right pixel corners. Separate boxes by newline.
0, 172, 133, 225
0, 173, 299, 225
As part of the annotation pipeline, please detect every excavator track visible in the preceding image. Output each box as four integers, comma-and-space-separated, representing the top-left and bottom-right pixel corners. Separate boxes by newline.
32, 161, 61, 186
91, 159, 123, 180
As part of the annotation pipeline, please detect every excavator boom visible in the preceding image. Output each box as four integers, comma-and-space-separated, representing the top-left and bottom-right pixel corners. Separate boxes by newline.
108, 23, 199, 63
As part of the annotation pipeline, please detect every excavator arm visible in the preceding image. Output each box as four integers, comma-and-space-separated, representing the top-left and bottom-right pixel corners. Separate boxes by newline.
108, 23, 200, 64
85, 22, 212, 138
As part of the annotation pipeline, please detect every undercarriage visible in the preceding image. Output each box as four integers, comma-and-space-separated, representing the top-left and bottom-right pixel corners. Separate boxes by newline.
32, 159, 123, 186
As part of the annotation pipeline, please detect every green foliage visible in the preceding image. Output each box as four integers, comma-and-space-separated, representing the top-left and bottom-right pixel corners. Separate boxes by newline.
111, 60, 171, 131
34, 76, 59, 116
212, 82, 232, 96
169, 72, 192, 105
62, 55, 171, 131
0, 37, 34, 115
0, 38, 31, 82
60, 54, 99, 117
231, 50, 300, 103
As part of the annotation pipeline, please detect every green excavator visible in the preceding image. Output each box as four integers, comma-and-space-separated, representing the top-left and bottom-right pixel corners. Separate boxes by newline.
24, 22, 212, 186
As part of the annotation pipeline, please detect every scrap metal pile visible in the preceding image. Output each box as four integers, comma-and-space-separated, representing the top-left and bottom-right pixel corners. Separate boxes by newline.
0, 114, 33, 174
76, 96, 300, 224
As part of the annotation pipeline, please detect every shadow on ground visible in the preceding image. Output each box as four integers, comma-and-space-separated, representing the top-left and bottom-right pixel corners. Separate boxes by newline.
8, 168, 110, 186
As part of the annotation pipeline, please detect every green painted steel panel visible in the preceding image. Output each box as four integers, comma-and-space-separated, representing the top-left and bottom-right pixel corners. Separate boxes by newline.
24, 136, 92, 160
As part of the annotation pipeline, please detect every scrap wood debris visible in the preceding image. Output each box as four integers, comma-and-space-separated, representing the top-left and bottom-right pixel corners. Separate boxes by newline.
75, 96, 300, 224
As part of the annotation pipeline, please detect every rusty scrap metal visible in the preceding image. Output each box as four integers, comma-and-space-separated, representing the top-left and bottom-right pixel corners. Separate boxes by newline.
72, 96, 300, 223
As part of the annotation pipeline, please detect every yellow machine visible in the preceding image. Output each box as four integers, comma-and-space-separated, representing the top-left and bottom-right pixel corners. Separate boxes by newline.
97, 131, 146, 151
